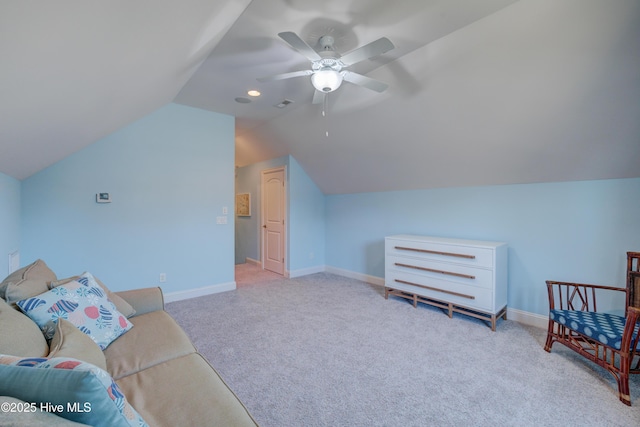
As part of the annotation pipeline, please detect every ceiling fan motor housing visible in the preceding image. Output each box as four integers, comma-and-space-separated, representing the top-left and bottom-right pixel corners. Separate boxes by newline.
318, 35, 335, 51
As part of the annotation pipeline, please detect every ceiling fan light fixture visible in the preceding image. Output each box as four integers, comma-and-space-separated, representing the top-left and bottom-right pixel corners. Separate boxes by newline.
311, 69, 343, 93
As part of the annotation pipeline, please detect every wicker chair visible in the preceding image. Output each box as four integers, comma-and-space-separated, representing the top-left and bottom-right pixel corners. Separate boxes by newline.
544, 252, 640, 406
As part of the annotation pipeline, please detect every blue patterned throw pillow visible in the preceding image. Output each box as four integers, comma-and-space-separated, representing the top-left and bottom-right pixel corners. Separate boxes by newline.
16, 273, 133, 350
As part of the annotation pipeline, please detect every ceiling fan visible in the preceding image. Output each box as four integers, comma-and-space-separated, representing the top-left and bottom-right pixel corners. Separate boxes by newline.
258, 31, 395, 104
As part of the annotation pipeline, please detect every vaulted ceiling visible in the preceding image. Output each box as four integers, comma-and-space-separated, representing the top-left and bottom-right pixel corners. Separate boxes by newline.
1, 0, 639, 194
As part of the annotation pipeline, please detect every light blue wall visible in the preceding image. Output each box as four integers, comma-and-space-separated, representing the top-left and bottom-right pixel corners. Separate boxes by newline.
288, 156, 325, 274
325, 178, 640, 315
235, 156, 288, 264
21, 103, 235, 293
0, 172, 21, 279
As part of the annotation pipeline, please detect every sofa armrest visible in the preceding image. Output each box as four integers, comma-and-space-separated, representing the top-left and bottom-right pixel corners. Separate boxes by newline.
115, 287, 164, 316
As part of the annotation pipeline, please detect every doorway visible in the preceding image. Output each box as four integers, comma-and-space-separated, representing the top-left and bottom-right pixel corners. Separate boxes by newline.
261, 166, 286, 275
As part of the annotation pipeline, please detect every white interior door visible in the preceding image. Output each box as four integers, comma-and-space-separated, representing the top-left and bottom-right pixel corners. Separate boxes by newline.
261, 167, 285, 275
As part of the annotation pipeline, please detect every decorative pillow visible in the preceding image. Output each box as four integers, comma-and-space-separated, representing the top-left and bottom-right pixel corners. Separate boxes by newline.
16, 280, 133, 350
49, 319, 107, 371
0, 297, 49, 357
0, 355, 148, 427
50, 272, 136, 318
1, 259, 58, 305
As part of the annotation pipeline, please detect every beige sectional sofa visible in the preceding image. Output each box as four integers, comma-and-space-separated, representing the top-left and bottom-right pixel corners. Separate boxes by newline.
0, 260, 258, 427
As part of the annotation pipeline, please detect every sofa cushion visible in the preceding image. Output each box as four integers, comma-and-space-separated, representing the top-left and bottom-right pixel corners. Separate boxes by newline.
116, 353, 258, 427
0, 297, 48, 357
0, 355, 148, 427
49, 319, 107, 371
104, 310, 195, 380
16, 280, 133, 349
50, 272, 136, 318
1, 259, 58, 306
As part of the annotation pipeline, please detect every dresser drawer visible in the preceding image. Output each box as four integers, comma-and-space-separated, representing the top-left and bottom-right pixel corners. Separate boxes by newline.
387, 270, 494, 312
386, 238, 494, 268
386, 255, 493, 289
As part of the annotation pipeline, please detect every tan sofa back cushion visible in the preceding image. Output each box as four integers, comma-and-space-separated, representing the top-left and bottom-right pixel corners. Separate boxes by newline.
49, 319, 107, 371
0, 259, 57, 305
0, 297, 48, 357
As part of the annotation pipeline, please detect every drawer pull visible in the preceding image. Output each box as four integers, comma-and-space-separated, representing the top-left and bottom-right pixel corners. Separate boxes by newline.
394, 279, 475, 300
395, 246, 475, 259
395, 263, 475, 280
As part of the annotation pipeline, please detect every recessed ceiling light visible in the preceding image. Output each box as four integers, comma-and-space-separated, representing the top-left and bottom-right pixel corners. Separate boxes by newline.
235, 97, 251, 104
247, 90, 261, 97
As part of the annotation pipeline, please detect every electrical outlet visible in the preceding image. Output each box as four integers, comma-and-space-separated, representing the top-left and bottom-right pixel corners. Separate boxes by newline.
159, 273, 166, 283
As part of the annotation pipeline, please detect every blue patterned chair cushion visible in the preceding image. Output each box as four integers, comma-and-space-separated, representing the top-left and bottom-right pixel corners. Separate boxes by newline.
550, 309, 640, 351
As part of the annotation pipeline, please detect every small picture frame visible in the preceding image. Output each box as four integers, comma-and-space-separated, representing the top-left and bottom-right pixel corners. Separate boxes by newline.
236, 193, 251, 216
96, 193, 111, 203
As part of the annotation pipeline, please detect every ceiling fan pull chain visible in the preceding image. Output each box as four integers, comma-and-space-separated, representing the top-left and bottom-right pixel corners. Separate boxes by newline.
323, 94, 329, 137
323, 93, 328, 117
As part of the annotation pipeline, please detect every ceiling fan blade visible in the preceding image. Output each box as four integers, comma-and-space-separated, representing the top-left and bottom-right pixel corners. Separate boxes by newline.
257, 69, 312, 82
312, 90, 326, 105
278, 31, 322, 62
342, 71, 389, 93
339, 37, 395, 66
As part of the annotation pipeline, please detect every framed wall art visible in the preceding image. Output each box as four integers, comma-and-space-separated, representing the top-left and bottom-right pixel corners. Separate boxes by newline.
236, 193, 251, 216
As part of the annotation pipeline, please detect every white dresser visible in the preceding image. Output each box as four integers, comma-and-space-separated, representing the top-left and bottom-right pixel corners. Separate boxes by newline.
384, 235, 508, 331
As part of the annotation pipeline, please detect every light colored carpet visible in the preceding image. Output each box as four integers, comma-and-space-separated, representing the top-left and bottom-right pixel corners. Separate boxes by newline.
166, 264, 640, 427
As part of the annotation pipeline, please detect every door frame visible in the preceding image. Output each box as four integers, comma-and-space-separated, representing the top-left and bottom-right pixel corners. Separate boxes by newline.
260, 166, 287, 276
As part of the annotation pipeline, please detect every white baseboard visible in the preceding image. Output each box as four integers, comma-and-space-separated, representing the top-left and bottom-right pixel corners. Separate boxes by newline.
164, 281, 236, 303
325, 266, 385, 287
282, 264, 383, 283
245, 257, 261, 266
506, 307, 548, 329
289, 265, 326, 278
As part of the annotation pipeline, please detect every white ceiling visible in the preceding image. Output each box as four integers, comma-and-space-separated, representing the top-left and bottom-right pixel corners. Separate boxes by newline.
2, 0, 639, 194
0, 0, 252, 179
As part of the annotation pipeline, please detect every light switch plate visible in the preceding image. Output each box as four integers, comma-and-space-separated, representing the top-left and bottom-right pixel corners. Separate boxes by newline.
8, 251, 19, 274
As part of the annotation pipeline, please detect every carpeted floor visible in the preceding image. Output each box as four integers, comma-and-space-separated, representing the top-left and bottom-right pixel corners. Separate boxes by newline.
166, 264, 640, 427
